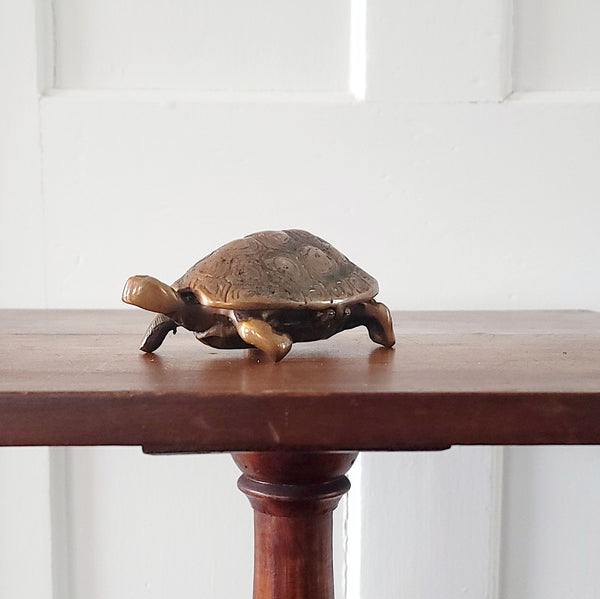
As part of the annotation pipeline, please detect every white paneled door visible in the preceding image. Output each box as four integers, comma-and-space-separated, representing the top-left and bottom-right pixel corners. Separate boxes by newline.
1, 1, 600, 598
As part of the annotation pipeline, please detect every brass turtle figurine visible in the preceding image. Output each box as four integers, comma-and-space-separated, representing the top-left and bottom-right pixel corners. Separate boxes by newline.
122, 230, 395, 362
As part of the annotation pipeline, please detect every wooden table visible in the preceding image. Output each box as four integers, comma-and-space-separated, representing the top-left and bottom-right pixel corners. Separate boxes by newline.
2, 309, 600, 598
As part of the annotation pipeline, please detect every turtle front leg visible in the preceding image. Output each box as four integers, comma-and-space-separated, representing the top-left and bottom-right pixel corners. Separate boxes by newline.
235, 318, 292, 362
354, 300, 396, 348
140, 314, 177, 353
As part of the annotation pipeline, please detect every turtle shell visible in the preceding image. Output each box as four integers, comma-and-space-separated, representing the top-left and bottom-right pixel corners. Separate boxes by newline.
173, 230, 379, 310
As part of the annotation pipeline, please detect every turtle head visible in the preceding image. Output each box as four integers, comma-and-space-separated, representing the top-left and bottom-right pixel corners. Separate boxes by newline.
122, 275, 185, 316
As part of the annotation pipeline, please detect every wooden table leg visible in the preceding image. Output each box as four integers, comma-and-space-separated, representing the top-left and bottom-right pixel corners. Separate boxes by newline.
232, 452, 358, 599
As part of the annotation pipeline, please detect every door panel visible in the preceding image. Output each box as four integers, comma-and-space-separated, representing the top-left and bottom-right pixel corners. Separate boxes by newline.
501, 447, 600, 599
53, 0, 350, 92
353, 448, 503, 599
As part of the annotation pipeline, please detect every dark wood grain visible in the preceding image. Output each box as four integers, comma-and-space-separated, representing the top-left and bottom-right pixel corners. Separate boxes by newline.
233, 452, 357, 599
1, 309, 600, 450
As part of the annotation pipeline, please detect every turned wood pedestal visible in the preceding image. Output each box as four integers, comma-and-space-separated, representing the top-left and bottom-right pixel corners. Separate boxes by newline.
233, 452, 357, 599
1, 310, 600, 598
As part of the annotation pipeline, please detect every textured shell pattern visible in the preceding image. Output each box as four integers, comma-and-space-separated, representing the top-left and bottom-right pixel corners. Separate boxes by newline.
173, 230, 379, 309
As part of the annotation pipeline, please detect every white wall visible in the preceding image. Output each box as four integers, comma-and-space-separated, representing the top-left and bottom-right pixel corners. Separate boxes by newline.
1, 1, 599, 598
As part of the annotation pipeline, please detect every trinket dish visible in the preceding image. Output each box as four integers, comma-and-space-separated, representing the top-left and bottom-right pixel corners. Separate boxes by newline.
122, 229, 394, 361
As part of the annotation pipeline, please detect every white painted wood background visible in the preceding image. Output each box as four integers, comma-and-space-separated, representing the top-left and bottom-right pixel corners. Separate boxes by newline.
1, 1, 599, 598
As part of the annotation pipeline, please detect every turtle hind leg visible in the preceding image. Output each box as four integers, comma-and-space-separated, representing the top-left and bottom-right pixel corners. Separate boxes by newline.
235, 318, 292, 362
356, 300, 395, 348
140, 314, 177, 353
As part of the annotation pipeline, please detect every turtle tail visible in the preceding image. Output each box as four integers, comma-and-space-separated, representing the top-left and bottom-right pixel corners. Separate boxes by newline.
140, 313, 177, 353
